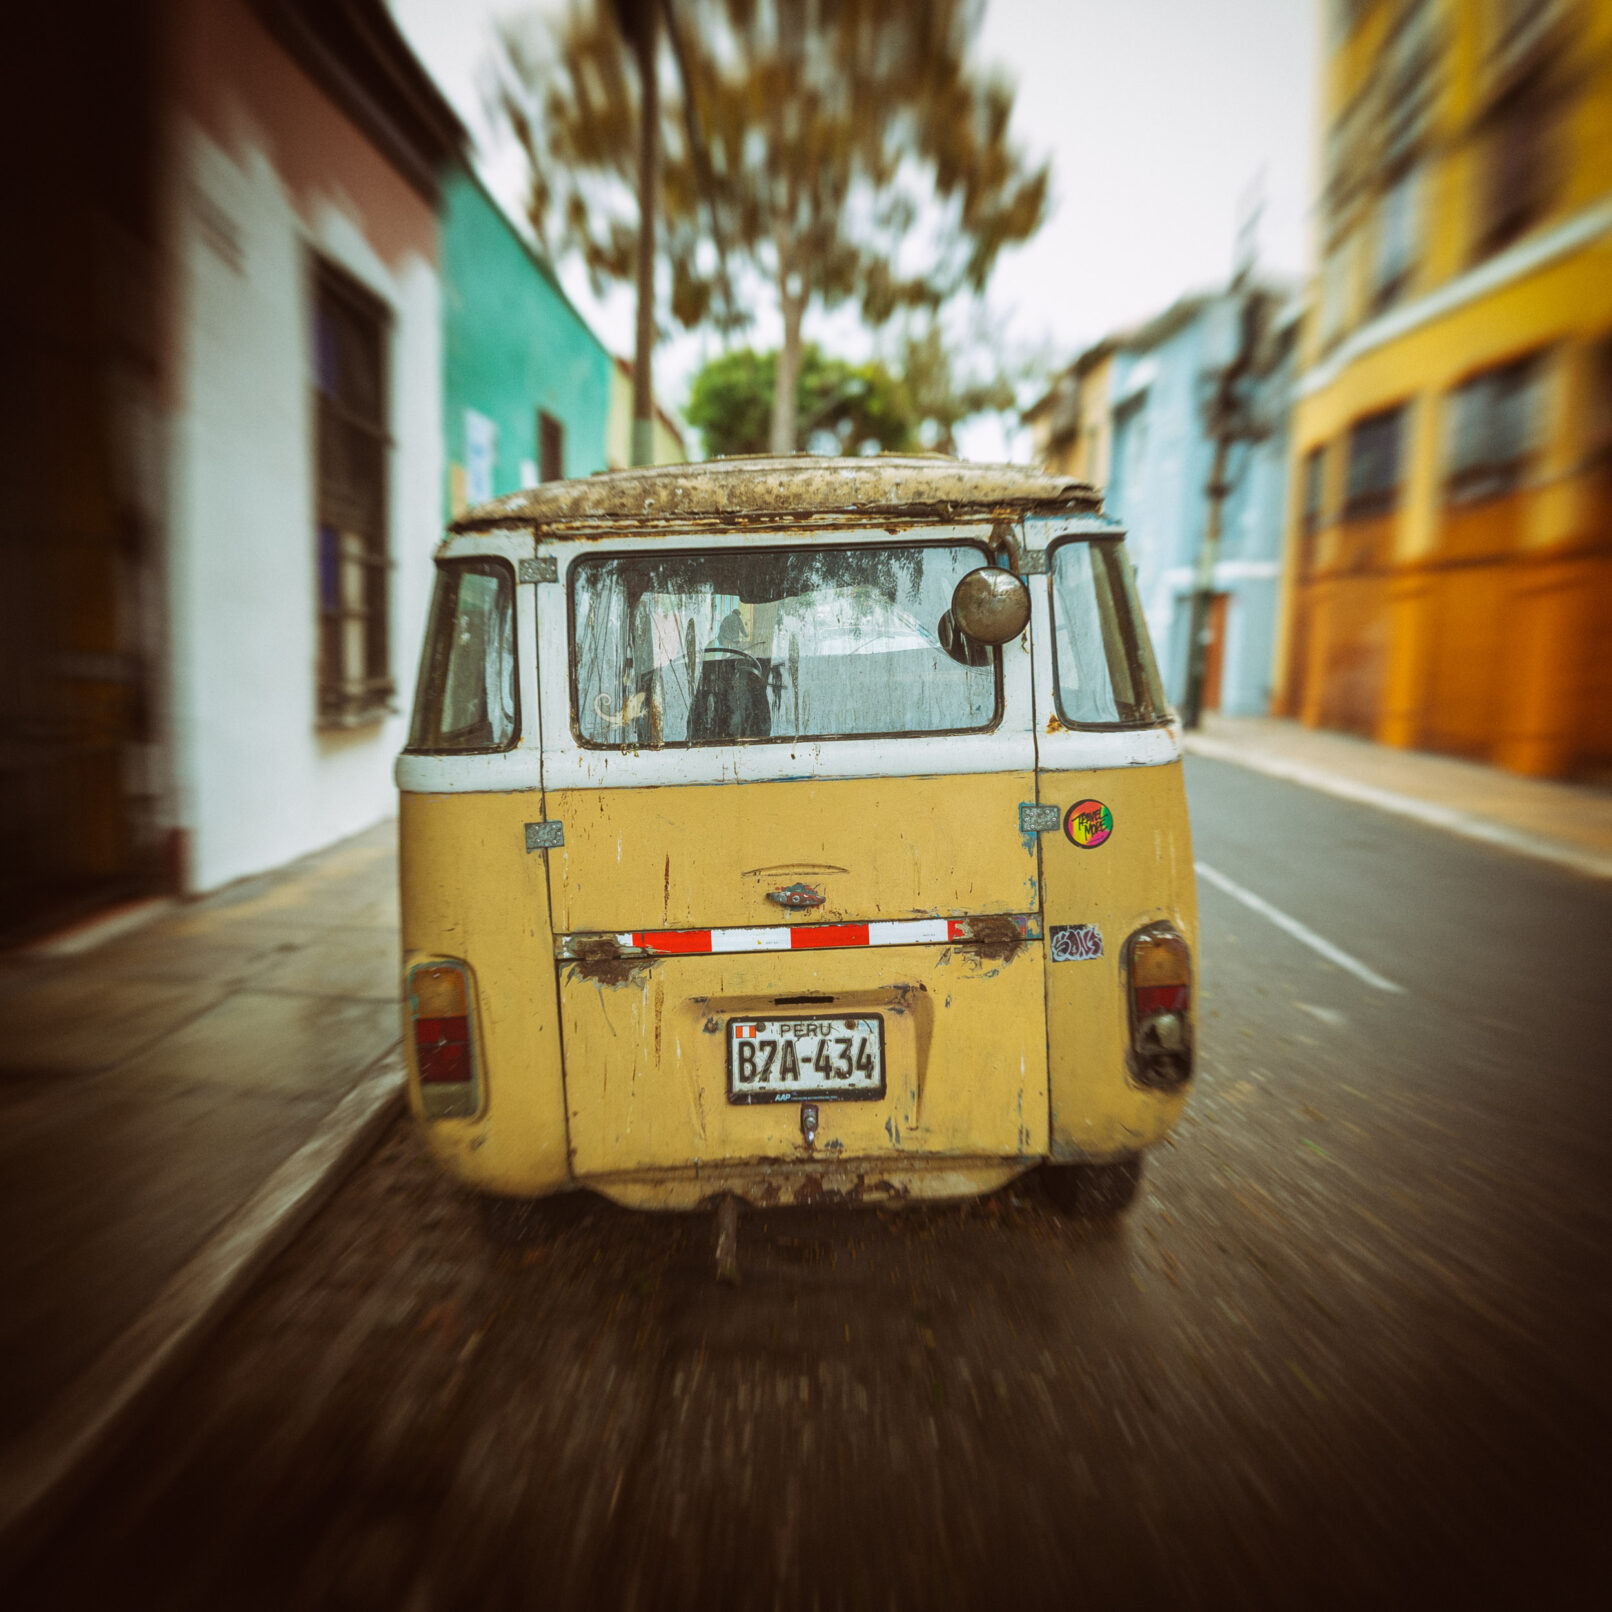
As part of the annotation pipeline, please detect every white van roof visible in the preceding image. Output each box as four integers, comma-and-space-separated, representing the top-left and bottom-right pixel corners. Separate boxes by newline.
451, 455, 1100, 538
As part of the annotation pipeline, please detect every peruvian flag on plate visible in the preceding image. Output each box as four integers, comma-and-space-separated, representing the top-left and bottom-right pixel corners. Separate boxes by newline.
732, 1023, 758, 1038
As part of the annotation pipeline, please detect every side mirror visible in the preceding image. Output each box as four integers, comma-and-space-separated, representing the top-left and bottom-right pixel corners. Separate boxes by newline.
938, 608, 992, 667
951, 567, 1030, 645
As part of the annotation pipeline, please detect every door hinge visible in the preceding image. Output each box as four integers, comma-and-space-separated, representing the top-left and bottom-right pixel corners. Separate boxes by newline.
525, 820, 564, 851
1019, 802, 1060, 833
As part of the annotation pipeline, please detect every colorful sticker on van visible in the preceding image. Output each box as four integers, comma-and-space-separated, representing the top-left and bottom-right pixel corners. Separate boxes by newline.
1064, 799, 1113, 849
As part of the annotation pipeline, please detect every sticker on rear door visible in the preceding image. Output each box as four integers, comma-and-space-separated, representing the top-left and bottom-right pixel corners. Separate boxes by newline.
1064, 799, 1113, 848
1050, 924, 1104, 961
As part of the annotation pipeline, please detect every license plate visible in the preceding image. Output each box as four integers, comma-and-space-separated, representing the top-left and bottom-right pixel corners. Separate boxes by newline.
726, 1016, 885, 1104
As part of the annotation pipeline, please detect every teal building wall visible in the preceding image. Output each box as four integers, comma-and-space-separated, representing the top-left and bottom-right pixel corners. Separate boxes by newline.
440, 168, 612, 518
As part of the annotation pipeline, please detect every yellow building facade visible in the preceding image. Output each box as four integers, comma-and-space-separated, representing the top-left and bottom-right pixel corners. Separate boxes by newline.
1025, 345, 1116, 487
1278, 0, 1612, 778
606, 357, 689, 468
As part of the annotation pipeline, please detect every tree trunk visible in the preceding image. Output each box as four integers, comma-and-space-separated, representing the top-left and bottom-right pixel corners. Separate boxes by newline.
631, 0, 658, 467
769, 292, 805, 455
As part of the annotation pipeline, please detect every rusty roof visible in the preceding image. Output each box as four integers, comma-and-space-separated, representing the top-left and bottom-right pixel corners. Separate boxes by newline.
450, 455, 1101, 536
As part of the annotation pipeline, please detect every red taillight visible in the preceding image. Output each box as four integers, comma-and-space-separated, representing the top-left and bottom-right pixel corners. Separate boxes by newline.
1126, 927, 1193, 1091
408, 962, 475, 1095
414, 1015, 471, 1084
1133, 983, 1189, 1014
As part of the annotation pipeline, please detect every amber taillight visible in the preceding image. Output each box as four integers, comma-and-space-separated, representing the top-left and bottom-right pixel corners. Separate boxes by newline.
407, 961, 479, 1117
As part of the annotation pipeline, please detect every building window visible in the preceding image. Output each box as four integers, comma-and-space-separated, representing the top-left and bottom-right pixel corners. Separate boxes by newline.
1323, 92, 1373, 235
1343, 406, 1406, 519
1319, 235, 1356, 351
1445, 353, 1547, 501
1330, 0, 1373, 45
1588, 337, 1612, 469
1372, 165, 1422, 310
1477, 75, 1558, 256
1489, 0, 1563, 63
314, 263, 392, 725
1301, 446, 1328, 532
539, 410, 565, 482
1381, 0, 1440, 164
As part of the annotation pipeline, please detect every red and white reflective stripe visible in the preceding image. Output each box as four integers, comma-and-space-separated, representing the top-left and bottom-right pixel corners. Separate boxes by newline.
563, 915, 1035, 959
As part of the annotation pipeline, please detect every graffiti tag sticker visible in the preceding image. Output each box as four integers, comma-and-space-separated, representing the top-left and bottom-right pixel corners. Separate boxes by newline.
1050, 924, 1103, 962
1063, 799, 1113, 849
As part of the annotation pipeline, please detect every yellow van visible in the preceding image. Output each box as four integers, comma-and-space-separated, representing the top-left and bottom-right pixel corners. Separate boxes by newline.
397, 458, 1196, 1228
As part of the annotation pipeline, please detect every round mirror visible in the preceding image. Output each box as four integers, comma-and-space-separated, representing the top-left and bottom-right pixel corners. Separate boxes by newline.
938, 607, 992, 667
951, 567, 1030, 645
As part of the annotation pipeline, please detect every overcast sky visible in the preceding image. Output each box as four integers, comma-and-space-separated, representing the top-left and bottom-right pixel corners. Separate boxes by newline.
391, 0, 1319, 457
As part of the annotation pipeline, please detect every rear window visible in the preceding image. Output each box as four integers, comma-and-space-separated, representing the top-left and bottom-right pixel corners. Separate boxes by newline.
1049, 539, 1168, 727
407, 560, 516, 752
571, 542, 999, 747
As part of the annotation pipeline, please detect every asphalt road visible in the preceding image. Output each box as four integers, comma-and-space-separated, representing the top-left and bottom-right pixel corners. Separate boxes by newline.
10, 757, 1612, 1611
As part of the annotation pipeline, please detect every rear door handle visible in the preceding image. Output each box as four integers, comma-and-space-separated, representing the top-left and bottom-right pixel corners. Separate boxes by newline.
766, 883, 825, 909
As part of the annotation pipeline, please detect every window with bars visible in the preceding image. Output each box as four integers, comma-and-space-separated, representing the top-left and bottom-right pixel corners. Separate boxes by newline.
1477, 74, 1558, 256
1372, 164, 1423, 310
313, 263, 392, 725
1301, 446, 1328, 533
1589, 337, 1612, 468
1381, 0, 1440, 165
1343, 406, 1406, 519
1445, 353, 1547, 501
1489, 0, 1564, 61
539, 410, 565, 482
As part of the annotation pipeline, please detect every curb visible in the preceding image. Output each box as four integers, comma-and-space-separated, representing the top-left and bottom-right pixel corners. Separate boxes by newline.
1183, 735, 1612, 882
0, 1055, 406, 1576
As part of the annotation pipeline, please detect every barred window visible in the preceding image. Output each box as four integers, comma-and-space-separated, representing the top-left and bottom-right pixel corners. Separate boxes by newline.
1589, 338, 1612, 466
1343, 407, 1406, 519
1372, 165, 1422, 309
314, 263, 392, 725
1478, 76, 1558, 256
1489, 0, 1563, 59
1445, 354, 1546, 501
1381, 0, 1439, 165
1301, 446, 1327, 533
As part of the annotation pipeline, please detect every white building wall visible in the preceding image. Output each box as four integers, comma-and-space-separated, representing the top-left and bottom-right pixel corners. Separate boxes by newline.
168, 118, 442, 893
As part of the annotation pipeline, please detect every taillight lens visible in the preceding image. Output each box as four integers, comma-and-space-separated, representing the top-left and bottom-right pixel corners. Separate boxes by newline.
407, 961, 478, 1115
1126, 926, 1193, 1091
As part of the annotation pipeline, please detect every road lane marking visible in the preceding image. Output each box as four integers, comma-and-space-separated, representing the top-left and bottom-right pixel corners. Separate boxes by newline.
1297, 1003, 1348, 1029
1195, 861, 1406, 995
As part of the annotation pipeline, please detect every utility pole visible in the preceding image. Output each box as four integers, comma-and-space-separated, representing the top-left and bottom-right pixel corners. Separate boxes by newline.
1180, 210, 1267, 731
616, 0, 659, 467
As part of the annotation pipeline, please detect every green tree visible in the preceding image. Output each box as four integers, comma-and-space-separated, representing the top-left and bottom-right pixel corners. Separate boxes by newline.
686, 344, 914, 458
494, 0, 1047, 454
897, 323, 1018, 456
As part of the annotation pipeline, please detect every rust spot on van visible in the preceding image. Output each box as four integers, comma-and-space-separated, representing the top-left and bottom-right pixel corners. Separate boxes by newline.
966, 914, 1024, 961
1046, 712, 1068, 734
790, 1171, 909, 1207
569, 935, 644, 986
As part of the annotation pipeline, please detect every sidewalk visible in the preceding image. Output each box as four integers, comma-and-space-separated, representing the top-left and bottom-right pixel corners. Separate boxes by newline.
1185, 715, 1612, 881
0, 820, 405, 1552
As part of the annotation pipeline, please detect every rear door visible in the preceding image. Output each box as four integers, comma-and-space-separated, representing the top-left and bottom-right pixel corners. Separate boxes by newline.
1027, 516, 1196, 1158
532, 524, 1049, 1174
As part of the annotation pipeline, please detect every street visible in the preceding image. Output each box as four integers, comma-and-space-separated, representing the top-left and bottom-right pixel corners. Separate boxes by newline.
12, 756, 1612, 1610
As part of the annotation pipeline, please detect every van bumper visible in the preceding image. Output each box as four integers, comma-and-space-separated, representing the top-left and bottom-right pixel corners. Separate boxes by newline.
582, 1156, 1035, 1211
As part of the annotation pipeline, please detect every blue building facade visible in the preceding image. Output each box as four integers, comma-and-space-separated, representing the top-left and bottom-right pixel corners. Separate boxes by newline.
1039, 287, 1299, 717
